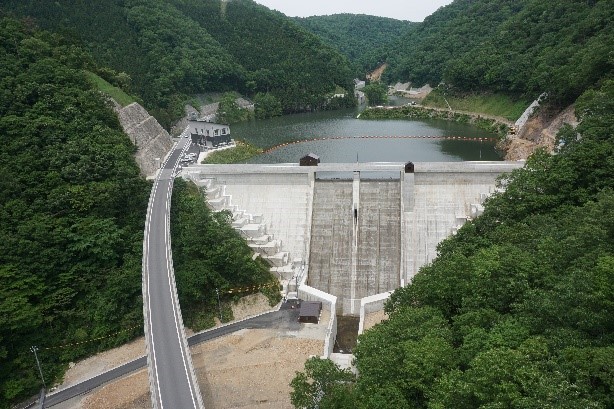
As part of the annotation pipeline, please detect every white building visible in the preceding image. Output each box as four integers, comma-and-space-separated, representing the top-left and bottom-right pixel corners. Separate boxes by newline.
187, 120, 231, 148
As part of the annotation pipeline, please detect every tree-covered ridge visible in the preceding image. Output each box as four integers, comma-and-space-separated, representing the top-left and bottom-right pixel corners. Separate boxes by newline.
384, 0, 613, 105
290, 80, 614, 408
0, 18, 279, 407
293, 14, 412, 74
1, 0, 356, 126
0, 17, 150, 404
383, 0, 522, 88
172, 0, 355, 113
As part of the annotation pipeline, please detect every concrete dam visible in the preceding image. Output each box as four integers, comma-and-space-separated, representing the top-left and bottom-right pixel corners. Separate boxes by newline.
183, 161, 523, 318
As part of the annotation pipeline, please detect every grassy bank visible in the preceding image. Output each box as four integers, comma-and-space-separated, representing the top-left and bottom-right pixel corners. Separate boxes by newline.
360, 106, 510, 137
85, 71, 136, 107
422, 90, 529, 121
201, 140, 263, 164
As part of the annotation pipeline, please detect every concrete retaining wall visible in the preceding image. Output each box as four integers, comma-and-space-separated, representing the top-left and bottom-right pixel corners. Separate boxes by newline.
116, 102, 173, 177
297, 285, 338, 358
358, 292, 391, 335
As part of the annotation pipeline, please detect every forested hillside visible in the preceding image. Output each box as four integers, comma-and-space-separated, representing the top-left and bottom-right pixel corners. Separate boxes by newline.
0, 17, 149, 404
1, 0, 355, 127
0, 17, 277, 407
291, 81, 614, 408
293, 14, 412, 74
171, 0, 355, 114
383, 0, 613, 105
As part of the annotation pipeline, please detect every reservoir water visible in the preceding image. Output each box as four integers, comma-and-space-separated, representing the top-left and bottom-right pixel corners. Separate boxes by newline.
230, 107, 502, 164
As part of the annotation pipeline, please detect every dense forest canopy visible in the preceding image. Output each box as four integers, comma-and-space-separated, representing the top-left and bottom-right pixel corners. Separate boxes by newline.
383, 0, 613, 105
293, 14, 412, 75
0, 17, 277, 407
0, 17, 149, 404
1, 0, 356, 127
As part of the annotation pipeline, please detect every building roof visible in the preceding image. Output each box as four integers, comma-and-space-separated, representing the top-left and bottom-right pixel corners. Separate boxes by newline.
299, 301, 322, 319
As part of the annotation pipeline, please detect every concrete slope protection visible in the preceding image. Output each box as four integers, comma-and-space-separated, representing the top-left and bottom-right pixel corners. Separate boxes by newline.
142, 137, 204, 409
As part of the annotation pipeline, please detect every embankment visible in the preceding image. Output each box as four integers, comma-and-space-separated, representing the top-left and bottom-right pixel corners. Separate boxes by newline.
359, 105, 511, 138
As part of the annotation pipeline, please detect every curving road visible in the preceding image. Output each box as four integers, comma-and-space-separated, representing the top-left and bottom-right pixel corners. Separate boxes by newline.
142, 137, 204, 409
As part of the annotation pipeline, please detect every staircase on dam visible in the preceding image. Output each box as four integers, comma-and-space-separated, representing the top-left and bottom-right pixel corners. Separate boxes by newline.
194, 177, 300, 278
308, 178, 401, 315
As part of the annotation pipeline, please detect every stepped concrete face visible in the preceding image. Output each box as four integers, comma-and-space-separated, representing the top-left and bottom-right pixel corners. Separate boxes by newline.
192, 172, 312, 264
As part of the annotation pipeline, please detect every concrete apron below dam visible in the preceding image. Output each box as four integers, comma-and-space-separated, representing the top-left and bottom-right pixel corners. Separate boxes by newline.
182, 161, 523, 350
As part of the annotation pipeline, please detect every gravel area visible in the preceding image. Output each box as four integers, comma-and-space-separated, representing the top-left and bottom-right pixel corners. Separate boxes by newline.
362, 309, 388, 332
57, 337, 145, 391
52, 294, 325, 408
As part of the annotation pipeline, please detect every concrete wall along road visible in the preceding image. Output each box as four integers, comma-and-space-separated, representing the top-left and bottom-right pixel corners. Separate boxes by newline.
116, 102, 173, 177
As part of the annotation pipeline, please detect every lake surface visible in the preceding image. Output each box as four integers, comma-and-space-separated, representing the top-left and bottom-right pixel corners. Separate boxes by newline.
230, 107, 502, 163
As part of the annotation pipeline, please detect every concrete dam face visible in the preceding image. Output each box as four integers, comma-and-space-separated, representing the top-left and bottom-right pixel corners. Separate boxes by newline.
184, 162, 523, 319
308, 179, 401, 315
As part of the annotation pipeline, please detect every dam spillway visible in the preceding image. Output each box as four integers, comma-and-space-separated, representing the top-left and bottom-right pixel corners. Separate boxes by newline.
308, 178, 402, 315
183, 162, 523, 316
355, 181, 401, 298
308, 180, 353, 301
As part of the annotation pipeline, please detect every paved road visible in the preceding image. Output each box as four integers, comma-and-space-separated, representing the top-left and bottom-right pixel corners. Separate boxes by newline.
43, 308, 300, 407
142, 137, 204, 409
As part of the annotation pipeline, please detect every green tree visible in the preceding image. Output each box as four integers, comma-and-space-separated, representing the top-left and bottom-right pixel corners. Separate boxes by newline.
217, 92, 252, 124
362, 82, 388, 106
290, 357, 356, 409
254, 92, 282, 119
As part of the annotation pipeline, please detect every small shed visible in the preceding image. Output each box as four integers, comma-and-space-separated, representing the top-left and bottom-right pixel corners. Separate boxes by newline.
300, 153, 320, 166
298, 301, 322, 324
404, 161, 415, 173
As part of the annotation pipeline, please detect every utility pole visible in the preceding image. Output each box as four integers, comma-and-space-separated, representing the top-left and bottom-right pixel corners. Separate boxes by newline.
215, 288, 223, 323
30, 346, 45, 390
